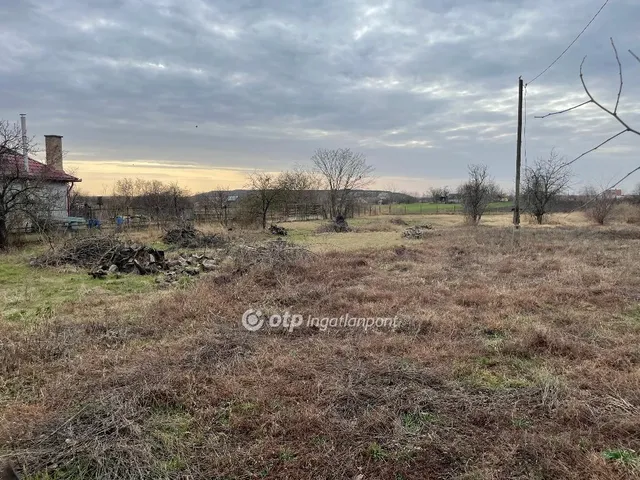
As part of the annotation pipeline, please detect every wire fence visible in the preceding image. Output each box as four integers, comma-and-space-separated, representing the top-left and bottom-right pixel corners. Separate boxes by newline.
61, 202, 515, 233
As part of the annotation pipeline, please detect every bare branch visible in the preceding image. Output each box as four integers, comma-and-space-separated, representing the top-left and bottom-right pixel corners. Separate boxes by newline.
561, 130, 628, 168
535, 100, 592, 119
580, 54, 640, 135
610, 38, 623, 115
630, 50, 640, 64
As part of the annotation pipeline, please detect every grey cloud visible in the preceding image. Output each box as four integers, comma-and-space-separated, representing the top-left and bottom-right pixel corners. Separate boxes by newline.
0, 0, 638, 191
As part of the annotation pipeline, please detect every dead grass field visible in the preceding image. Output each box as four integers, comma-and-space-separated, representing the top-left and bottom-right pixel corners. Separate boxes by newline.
1, 213, 640, 479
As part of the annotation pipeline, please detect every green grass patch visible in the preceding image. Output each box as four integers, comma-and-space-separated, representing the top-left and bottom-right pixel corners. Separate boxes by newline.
602, 448, 639, 470
367, 442, 389, 461
372, 202, 509, 215
0, 257, 157, 324
455, 355, 540, 390
401, 411, 439, 434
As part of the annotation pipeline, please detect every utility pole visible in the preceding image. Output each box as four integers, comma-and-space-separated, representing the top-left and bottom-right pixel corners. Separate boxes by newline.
514, 77, 523, 228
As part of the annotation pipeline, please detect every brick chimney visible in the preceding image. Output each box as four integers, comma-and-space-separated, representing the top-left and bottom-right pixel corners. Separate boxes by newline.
44, 135, 63, 171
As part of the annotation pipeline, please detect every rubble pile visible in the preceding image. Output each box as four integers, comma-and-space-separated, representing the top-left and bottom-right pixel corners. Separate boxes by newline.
402, 224, 433, 239
163, 224, 225, 248
88, 244, 166, 278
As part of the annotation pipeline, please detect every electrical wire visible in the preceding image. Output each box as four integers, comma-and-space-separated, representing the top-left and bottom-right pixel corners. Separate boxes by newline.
523, 84, 528, 169
527, 0, 612, 85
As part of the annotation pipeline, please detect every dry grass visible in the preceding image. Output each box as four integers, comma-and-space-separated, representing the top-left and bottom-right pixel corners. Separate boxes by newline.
1, 219, 640, 479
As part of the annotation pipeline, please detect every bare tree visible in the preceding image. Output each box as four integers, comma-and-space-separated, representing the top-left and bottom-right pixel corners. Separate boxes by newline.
523, 149, 572, 224
112, 178, 136, 214
278, 167, 321, 220
311, 148, 374, 218
203, 186, 230, 224
582, 185, 617, 225
166, 182, 191, 218
458, 164, 499, 225
537, 38, 640, 191
429, 186, 450, 204
0, 120, 61, 249
109, 178, 192, 225
246, 172, 285, 229
632, 183, 640, 205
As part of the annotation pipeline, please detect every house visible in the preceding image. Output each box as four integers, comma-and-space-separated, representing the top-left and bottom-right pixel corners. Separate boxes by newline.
1, 134, 81, 223
603, 189, 623, 199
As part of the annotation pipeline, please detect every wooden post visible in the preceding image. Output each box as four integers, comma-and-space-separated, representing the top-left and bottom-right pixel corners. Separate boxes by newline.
514, 77, 524, 228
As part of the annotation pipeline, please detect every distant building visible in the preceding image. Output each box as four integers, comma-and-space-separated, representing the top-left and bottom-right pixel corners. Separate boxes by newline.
603, 189, 623, 199
226, 195, 239, 203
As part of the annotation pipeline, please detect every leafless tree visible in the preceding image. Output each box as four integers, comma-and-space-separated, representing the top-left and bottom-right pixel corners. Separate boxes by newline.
166, 182, 191, 218
203, 186, 230, 225
631, 183, 640, 205
110, 178, 192, 225
278, 167, 321, 220
245, 171, 285, 229
0, 120, 63, 249
458, 164, 499, 225
311, 148, 374, 218
537, 38, 640, 191
523, 149, 572, 224
112, 178, 136, 214
429, 186, 450, 204
582, 185, 618, 225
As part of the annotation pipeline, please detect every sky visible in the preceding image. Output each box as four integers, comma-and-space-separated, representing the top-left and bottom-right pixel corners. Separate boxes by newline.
1, 0, 638, 195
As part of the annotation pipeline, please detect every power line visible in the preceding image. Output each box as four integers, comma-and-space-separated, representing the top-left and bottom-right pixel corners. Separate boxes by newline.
523, 84, 528, 169
527, 0, 612, 85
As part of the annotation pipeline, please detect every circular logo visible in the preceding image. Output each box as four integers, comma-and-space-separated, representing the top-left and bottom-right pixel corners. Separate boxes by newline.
242, 309, 264, 332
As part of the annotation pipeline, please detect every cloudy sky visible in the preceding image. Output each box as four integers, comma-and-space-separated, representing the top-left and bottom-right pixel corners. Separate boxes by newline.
1, 0, 638, 194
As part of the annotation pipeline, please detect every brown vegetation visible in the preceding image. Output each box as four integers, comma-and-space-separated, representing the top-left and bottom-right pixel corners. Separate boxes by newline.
1, 224, 640, 479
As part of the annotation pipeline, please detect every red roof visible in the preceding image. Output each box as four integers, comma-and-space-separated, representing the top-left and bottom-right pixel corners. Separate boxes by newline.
0, 152, 81, 183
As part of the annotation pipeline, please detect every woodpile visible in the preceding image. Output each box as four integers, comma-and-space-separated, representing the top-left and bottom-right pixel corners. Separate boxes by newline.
31, 235, 222, 281
163, 224, 225, 248
269, 224, 288, 236
32, 236, 124, 268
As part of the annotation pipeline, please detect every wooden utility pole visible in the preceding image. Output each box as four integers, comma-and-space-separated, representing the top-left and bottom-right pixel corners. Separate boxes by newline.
514, 77, 524, 228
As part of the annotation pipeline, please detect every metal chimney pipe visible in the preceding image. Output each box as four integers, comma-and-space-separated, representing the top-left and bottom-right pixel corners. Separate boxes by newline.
20, 114, 29, 174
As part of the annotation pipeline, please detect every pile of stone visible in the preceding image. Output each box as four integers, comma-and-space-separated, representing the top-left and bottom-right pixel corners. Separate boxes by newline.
159, 253, 219, 284
269, 224, 288, 236
402, 224, 433, 239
